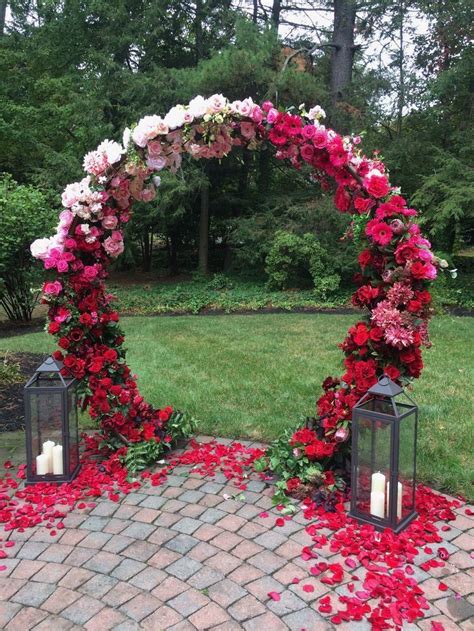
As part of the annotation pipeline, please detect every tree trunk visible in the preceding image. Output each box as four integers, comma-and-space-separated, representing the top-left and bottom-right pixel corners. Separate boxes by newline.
0, 1, 7, 36
330, 0, 357, 105
195, 0, 203, 63
198, 181, 210, 275
169, 233, 179, 276
142, 229, 153, 272
396, 1, 405, 137
252, 0, 258, 23
271, 0, 281, 30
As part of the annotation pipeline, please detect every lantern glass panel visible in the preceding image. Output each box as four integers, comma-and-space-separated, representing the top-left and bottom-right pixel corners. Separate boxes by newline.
398, 410, 417, 518
354, 414, 392, 518
67, 389, 79, 474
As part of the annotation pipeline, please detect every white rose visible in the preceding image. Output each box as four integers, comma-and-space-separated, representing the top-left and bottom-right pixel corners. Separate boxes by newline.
206, 93, 227, 114
307, 105, 326, 121
97, 139, 123, 165
164, 105, 186, 130
30, 237, 53, 260
123, 127, 132, 149
188, 95, 207, 119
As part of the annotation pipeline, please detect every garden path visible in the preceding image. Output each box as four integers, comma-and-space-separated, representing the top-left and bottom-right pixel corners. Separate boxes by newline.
0, 437, 473, 631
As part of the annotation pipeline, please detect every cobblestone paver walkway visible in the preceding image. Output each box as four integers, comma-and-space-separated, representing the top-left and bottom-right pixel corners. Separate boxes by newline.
0, 438, 473, 630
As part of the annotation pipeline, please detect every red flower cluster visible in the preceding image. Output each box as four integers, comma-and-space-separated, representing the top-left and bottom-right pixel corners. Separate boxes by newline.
290, 428, 335, 460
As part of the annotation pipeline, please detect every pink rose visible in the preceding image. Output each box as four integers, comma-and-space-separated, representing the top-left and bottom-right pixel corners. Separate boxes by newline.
365, 172, 390, 198
104, 236, 124, 258
251, 106, 263, 123
57, 259, 69, 273
102, 216, 118, 230
313, 128, 328, 149
83, 265, 98, 281
43, 281, 62, 296
266, 108, 279, 124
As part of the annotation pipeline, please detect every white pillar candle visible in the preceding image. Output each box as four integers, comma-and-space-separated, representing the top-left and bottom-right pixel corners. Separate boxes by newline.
370, 491, 385, 518
52, 444, 64, 475
42, 440, 55, 473
36, 453, 49, 475
371, 471, 386, 494
387, 481, 403, 519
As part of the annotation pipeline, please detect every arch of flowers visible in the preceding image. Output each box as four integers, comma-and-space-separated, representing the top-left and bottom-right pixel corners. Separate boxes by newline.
31, 94, 438, 469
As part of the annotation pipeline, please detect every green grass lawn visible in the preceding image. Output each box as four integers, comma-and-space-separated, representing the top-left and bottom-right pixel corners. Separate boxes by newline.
1, 313, 473, 499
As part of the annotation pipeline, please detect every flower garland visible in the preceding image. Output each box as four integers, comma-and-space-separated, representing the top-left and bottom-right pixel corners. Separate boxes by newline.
31, 94, 440, 467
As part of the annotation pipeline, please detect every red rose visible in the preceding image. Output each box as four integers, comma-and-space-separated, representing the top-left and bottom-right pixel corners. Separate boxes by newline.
334, 186, 350, 212
417, 290, 431, 304
358, 249, 373, 268
410, 261, 429, 279
79, 313, 92, 326
286, 477, 301, 492
365, 172, 390, 198
104, 349, 118, 362
407, 299, 422, 313
63, 355, 76, 369
369, 326, 383, 342
395, 241, 417, 265
384, 364, 400, 380
352, 323, 369, 346
58, 337, 70, 349
48, 322, 61, 334
69, 327, 84, 342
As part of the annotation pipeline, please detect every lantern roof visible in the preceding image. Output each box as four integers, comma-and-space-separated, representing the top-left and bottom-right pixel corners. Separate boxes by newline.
35, 356, 64, 373
368, 375, 403, 398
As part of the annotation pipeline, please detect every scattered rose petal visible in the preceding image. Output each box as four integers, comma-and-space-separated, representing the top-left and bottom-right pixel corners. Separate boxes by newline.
268, 591, 281, 601
303, 584, 315, 593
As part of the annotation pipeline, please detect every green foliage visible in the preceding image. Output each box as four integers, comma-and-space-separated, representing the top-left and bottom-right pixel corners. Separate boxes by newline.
0, 352, 22, 386
123, 410, 197, 474
265, 230, 340, 296
0, 174, 55, 321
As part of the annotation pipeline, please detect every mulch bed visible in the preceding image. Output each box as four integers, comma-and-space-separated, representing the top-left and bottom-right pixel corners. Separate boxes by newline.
0, 352, 45, 432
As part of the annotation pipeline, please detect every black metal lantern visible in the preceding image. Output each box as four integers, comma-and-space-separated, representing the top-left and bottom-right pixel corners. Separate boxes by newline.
24, 356, 80, 484
349, 375, 418, 533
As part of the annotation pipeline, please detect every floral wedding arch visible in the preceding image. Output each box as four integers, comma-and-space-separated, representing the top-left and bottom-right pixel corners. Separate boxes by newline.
31, 94, 438, 467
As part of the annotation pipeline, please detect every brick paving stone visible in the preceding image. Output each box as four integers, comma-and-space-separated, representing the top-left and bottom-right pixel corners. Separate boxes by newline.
239, 522, 267, 539
180, 503, 207, 518
194, 523, 224, 541
206, 550, 242, 574
120, 521, 156, 540
167, 556, 203, 580
90, 501, 118, 517
172, 517, 203, 535
131, 507, 161, 523
199, 494, 223, 508
0, 602, 22, 628
289, 577, 330, 602
179, 490, 205, 503
236, 504, 262, 520
200, 508, 227, 524
15, 541, 48, 560
64, 546, 96, 567
113, 621, 141, 631
0, 558, 19, 577
141, 605, 182, 630
418, 615, 469, 631
79, 531, 112, 549
169, 587, 210, 616
119, 592, 162, 622
32, 561, 71, 583
166, 533, 200, 554
152, 575, 189, 601
450, 514, 474, 532
211, 531, 243, 552
189, 602, 230, 629
148, 525, 176, 545
83, 550, 122, 573
451, 550, 474, 570
274, 539, 304, 560
253, 530, 287, 550
435, 595, 474, 622
59, 567, 95, 589
154, 511, 182, 527
103, 518, 130, 535
56, 529, 88, 546
162, 499, 187, 513
139, 495, 167, 509
79, 574, 118, 598
267, 590, 306, 616
228, 594, 266, 621
218, 499, 245, 514
283, 607, 332, 630
215, 514, 247, 532
246, 575, 285, 601
5, 606, 48, 630
122, 539, 160, 561
207, 578, 246, 607
228, 563, 264, 585
443, 570, 474, 595
248, 549, 287, 573
148, 547, 181, 569
61, 594, 104, 625
232, 540, 264, 560
111, 558, 147, 580
199, 482, 224, 494
453, 532, 474, 551
434, 522, 463, 542
183, 477, 205, 490
273, 562, 312, 585
34, 615, 76, 630
188, 541, 219, 562
242, 610, 289, 631
290, 529, 312, 546
169, 621, 200, 631
103, 534, 135, 554
188, 566, 224, 589
11, 581, 55, 607
272, 520, 304, 537
129, 566, 167, 590
62, 513, 86, 528
42, 586, 81, 614
163, 486, 185, 499
123, 492, 148, 505
30, 527, 64, 543
102, 581, 141, 607
83, 606, 126, 630
10, 559, 45, 579
37, 543, 75, 563
79, 516, 110, 531
0, 578, 25, 601
114, 505, 140, 520
255, 496, 273, 510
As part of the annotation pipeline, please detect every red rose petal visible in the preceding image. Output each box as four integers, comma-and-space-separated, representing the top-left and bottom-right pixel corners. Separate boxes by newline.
303, 584, 315, 593
438, 582, 448, 592
268, 591, 281, 601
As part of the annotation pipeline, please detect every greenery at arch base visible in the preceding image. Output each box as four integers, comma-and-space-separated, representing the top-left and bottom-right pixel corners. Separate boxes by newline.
31, 94, 443, 499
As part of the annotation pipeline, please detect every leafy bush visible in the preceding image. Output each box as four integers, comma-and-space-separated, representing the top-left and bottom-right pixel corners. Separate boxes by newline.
265, 230, 340, 296
0, 352, 22, 386
0, 174, 55, 320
